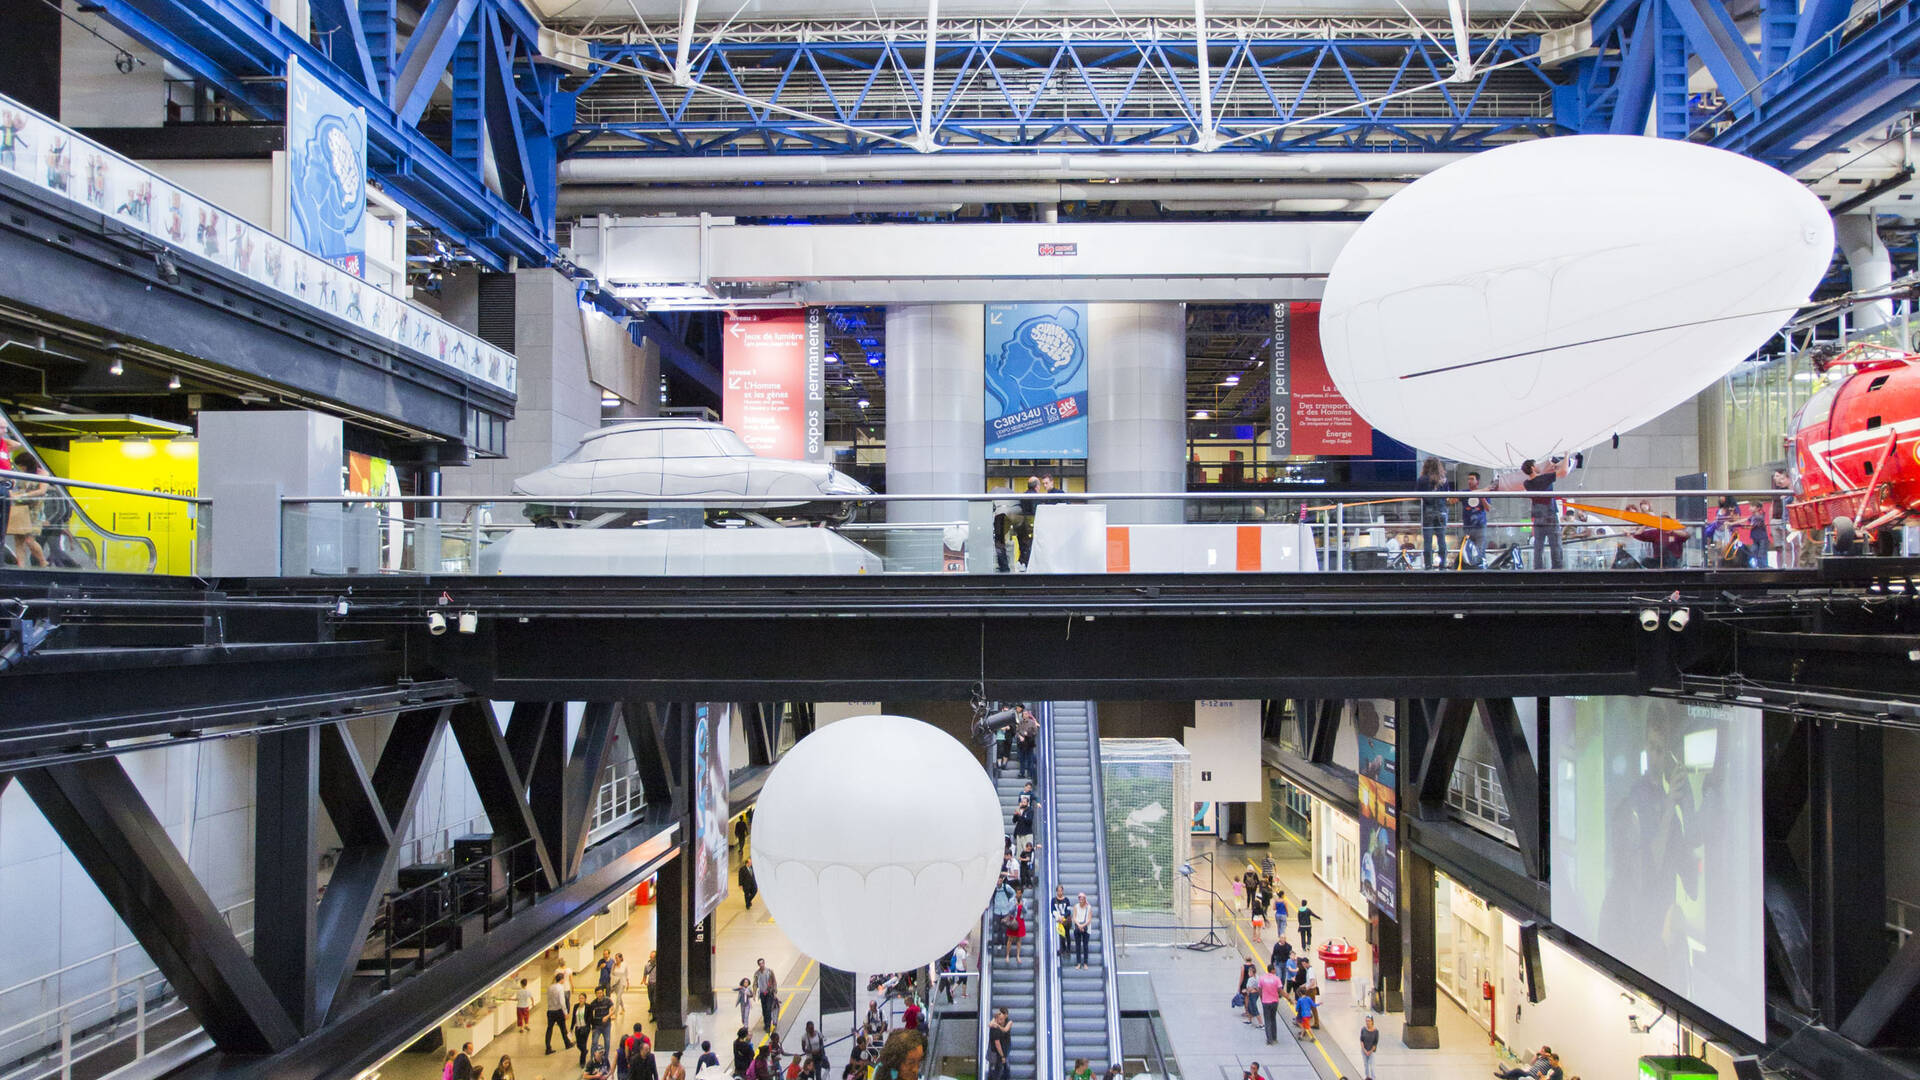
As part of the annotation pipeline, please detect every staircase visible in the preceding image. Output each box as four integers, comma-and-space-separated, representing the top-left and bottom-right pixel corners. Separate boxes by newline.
986, 763, 1043, 1080
1043, 701, 1121, 1074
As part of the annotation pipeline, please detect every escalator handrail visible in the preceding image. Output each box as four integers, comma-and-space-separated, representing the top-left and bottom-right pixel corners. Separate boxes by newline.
976, 901, 993, 1079
1084, 703, 1123, 1069
1, 470, 163, 573
1038, 702, 1062, 1080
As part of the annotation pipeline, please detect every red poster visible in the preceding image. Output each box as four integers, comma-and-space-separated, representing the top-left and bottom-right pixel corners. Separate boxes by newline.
723, 310, 810, 459
1290, 302, 1371, 456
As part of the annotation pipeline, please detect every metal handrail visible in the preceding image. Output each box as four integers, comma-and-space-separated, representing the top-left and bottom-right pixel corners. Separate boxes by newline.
378, 837, 546, 989
976, 901, 994, 1080
1038, 702, 1062, 1080
280, 488, 1783, 506
1083, 705, 1123, 1069
0, 468, 210, 505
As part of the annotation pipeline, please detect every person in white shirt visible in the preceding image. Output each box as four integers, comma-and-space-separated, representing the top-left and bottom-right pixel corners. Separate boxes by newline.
610, 953, 631, 1019
1071, 894, 1094, 969
545, 972, 573, 1053
514, 978, 535, 1033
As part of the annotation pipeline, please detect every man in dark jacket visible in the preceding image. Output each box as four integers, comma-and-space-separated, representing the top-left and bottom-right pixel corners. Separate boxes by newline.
739, 859, 759, 910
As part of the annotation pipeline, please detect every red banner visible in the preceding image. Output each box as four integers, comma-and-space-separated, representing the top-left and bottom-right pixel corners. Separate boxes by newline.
723, 310, 811, 459
1289, 302, 1372, 456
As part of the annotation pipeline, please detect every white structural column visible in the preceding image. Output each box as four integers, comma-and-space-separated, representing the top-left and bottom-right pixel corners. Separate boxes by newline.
1837, 213, 1893, 330
1088, 303, 1188, 524
885, 304, 985, 523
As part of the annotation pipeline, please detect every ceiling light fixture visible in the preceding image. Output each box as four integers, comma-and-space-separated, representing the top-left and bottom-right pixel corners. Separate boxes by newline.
109, 358, 123, 376
168, 373, 182, 389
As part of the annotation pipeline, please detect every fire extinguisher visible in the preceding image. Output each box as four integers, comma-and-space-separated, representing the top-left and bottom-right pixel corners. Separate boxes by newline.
1484, 980, 1498, 1044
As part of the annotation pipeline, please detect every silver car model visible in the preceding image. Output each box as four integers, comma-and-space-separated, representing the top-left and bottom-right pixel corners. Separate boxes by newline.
513, 419, 870, 523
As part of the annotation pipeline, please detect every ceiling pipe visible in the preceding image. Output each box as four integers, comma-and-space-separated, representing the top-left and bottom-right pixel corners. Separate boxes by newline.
558, 151, 1467, 184
557, 180, 1407, 213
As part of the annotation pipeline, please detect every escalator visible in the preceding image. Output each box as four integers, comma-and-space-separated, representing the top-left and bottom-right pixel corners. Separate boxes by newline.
1042, 701, 1121, 1076
981, 754, 1049, 1080
0, 410, 158, 572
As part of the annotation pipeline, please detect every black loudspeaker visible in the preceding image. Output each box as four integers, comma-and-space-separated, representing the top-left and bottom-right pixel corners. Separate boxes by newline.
451, 833, 501, 915
1730, 1056, 1764, 1080
393, 863, 451, 942
818, 966, 858, 1018
1518, 921, 1546, 1004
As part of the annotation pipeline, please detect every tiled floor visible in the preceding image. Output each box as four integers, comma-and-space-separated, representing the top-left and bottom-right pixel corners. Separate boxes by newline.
1192, 839, 1505, 1080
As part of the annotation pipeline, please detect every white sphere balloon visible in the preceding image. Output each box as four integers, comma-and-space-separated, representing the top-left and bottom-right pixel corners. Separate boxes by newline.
750, 714, 1003, 972
1319, 135, 1833, 468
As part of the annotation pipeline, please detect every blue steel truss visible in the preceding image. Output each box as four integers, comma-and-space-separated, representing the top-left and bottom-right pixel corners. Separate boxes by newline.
564, 33, 1566, 156
1559, 0, 1920, 173
88, 0, 563, 270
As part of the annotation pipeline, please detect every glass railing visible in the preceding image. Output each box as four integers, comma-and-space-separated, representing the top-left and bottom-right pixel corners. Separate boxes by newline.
1, 470, 208, 575
276, 489, 1803, 577
1112, 971, 1181, 1080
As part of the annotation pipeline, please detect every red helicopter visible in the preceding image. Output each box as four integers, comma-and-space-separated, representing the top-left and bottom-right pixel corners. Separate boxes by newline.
1786, 340, 1920, 553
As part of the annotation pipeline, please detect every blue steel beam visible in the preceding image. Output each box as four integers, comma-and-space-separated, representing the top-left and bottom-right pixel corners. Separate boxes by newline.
570, 35, 1564, 156
310, 0, 379, 93
1713, 0, 1920, 171
88, 0, 556, 269
393, 0, 483, 126
1660, 0, 1759, 114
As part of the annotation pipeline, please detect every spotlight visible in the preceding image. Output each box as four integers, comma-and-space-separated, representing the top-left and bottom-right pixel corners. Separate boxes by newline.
168, 373, 182, 389
427, 611, 448, 635
155, 251, 179, 284
1639, 608, 1660, 632
457, 610, 479, 634
1667, 607, 1691, 632
109, 357, 123, 376
335, 598, 350, 616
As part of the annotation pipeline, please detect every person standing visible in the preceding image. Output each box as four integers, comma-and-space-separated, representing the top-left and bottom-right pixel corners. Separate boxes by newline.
545, 972, 573, 1054
739, 860, 759, 911
1359, 1015, 1380, 1079
4, 455, 48, 567
1015, 708, 1040, 779
754, 958, 779, 1032
572, 991, 593, 1068
732, 1028, 755, 1079
515, 977, 534, 1033
453, 1042, 476, 1080
1259, 852, 1275, 886
1018, 839, 1038, 892
1071, 892, 1093, 969
1268, 936, 1292, 977
611, 953, 631, 1020
631, 1030, 661, 1080
1012, 796, 1035, 845
1294, 991, 1316, 1039
1296, 901, 1315, 950
491, 1053, 515, 1080
986, 1008, 1012, 1080
664, 1050, 687, 1080
589, 988, 615, 1060
644, 950, 659, 1019
1416, 457, 1452, 569
1051, 885, 1072, 968
1521, 456, 1571, 570
1256, 964, 1284, 1044
1272, 891, 1289, 940
1006, 894, 1028, 962
1461, 472, 1490, 568
802, 1020, 827, 1071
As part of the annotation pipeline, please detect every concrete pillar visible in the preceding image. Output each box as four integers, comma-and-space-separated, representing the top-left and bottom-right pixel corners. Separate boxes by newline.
885, 304, 985, 523
1088, 303, 1187, 524
199, 409, 344, 576
1837, 213, 1893, 331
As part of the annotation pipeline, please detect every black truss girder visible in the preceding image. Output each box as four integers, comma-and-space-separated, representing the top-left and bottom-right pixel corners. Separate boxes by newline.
1762, 717, 1816, 1014
1480, 698, 1545, 880
255, 728, 321, 1030
313, 709, 448, 1023
625, 701, 685, 815
1841, 932, 1920, 1046
0, 629, 462, 766
426, 610, 1656, 702
1413, 699, 1473, 816
449, 701, 556, 889
176, 815, 681, 1080
18, 758, 300, 1052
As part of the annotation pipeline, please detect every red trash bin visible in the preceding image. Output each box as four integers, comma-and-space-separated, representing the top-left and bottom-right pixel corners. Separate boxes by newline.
1318, 939, 1358, 981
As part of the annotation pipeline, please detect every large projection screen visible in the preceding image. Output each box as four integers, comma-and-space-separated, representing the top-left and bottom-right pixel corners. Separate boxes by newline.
693, 703, 733, 922
1549, 697, 1764, 1040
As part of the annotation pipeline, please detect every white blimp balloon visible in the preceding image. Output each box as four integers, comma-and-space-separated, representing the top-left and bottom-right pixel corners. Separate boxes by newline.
750, 714, 1003, 973
1319, 135, 1834, 468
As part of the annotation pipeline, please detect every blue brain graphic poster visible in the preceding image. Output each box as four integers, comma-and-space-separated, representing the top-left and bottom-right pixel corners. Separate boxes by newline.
286, 57, 367, 276
984, 303, 1089, 458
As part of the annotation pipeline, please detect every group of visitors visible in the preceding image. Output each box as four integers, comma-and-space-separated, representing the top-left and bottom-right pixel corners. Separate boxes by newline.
991, 474, 1056, 572
439, 1044, 516, 1080
1402, 456, 1572, 570
991, 705, 1040, 781
1494, 1043, 1578, 1080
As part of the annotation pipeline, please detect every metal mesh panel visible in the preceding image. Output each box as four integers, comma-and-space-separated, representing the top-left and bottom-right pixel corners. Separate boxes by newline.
1099, 738, 1190, 914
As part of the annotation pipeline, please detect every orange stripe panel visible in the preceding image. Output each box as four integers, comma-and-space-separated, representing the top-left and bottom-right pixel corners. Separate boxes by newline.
1107, 526, 1131, 573
1236, 525, 1262, 571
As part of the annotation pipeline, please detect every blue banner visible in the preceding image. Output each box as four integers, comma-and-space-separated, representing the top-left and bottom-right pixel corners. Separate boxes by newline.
985, 303, 1089, 458
286, 57, 367, 276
